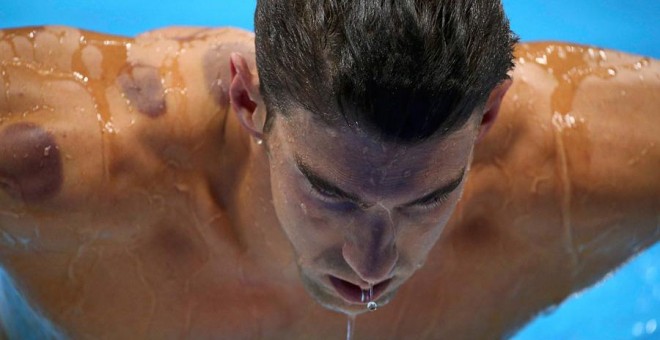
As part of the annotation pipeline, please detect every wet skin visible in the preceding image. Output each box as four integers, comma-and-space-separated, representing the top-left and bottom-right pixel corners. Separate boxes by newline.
0, 26, 658, 339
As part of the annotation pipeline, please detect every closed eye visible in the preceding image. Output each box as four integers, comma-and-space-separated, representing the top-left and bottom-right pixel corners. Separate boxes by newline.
401, 175, 463, 212
297, 158, 365, 204
309, 182, 342, 201
410, 192, 451, 211
308, 182, 362, 212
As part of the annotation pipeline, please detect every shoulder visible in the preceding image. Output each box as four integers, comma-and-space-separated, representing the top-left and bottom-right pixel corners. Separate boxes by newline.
509, 42, 659, 189
493, 42, 658, 163
136, 26, 255, 44
120, 27, 256, 174
123, 26, 256, 128
0, 26, 228, 207
132, 27, 256, 70
469, 41, 659, 281
511, 42, 659, 113
471, 41, 659, 224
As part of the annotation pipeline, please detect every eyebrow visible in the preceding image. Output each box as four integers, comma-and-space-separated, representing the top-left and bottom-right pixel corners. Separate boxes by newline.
294, 155, 465, 208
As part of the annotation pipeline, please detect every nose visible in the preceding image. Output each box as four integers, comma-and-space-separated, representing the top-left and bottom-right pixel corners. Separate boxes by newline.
342, 217, 398, 284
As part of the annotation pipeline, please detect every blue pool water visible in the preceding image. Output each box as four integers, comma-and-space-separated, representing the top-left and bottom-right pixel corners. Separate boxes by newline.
1, 1, 658, 339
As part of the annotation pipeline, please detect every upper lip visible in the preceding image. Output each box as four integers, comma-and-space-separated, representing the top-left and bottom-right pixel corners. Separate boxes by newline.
328, 275, 392, 304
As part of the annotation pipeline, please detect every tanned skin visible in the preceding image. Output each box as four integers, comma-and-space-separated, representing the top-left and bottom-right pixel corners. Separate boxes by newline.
0, 26, 658, 339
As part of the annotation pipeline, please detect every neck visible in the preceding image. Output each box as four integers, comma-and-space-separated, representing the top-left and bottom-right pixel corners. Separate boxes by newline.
210, 108, 293, 266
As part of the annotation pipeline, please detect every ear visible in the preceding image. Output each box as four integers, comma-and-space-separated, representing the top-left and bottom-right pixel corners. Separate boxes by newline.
229, 52, 267, 140
476, 79, 513, 143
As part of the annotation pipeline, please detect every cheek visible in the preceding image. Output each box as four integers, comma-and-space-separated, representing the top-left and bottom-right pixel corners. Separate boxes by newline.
398, 194, 461, 257
269, 167, 344, 249
398, 220, 442, 250
396, 222, 445, 267
269, 170, 305, 228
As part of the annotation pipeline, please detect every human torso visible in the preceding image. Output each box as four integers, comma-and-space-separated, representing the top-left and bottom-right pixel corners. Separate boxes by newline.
0, 27, 658, 339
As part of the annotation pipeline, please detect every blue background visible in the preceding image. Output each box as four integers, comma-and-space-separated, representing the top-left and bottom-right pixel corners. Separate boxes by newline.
1, 1, 659, 339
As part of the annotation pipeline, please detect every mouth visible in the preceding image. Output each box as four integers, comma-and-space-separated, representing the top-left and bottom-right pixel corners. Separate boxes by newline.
328, 275, 391, 304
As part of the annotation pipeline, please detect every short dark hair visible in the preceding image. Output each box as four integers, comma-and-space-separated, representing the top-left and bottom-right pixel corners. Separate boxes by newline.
255, 0, 518, 143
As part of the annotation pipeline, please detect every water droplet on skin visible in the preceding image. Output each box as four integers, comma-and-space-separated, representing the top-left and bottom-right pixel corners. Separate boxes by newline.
557, 48, 567, 59
361, 283, 378, 311
564, 114, 576, 128
534, 55, 547, 65
256, 139, 263, 145
300, 203, 308, 215
587, 48, 596, 59
607, 68, 617, 76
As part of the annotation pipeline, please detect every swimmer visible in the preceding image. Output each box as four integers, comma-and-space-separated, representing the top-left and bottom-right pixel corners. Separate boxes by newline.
0, 0, 658, 338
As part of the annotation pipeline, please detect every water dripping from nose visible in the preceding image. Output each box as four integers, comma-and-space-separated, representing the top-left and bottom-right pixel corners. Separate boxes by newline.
346, 314, 356, 340
369, 284, 374, 302
357, 282, 379, 311
364, 283, 378, 312
346, 286, 378, 338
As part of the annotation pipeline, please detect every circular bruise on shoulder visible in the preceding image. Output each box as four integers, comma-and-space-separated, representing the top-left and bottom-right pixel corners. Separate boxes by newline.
0, 122, 63, 202
117, 64, 167, 118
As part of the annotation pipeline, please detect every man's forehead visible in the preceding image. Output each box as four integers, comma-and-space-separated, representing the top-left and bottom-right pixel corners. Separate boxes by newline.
274, 111, 474, 193
281, 107, 467, 140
